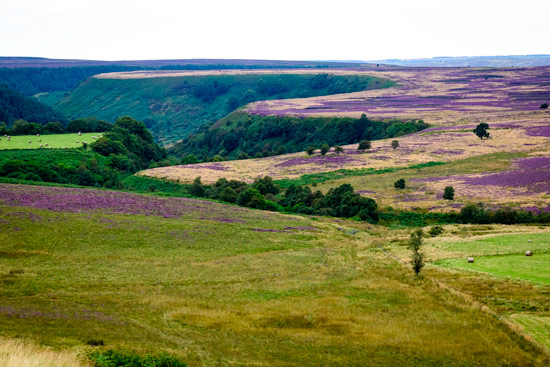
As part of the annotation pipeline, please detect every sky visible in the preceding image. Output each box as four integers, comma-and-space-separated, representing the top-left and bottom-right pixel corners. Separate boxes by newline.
1, 0, 549, 61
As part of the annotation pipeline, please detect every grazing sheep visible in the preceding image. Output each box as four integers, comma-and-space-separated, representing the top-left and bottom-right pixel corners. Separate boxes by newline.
526, 251, 533, 256
28, 140, 31, 143
36, 133, 40, 137
467, 257, 474, 263
78, 132, 82, 136
76, 140, 79, 143
38, 139, 42, 142
40, 144, 43, 147
45, 143, 48, 146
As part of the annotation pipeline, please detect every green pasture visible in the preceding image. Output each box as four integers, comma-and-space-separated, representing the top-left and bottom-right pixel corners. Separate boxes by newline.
509, 313, 550, 351
435, 252, 550, 285
0, 186, 546, 366
0, 133, 98, 150
438, 233, 550, 257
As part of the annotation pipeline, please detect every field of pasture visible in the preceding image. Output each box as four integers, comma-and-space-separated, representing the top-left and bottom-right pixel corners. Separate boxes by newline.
1, 183, 548, 366
0, 133, 97, 150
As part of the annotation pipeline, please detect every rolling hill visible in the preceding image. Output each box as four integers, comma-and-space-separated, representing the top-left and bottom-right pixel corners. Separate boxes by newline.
46, 72, 394, 145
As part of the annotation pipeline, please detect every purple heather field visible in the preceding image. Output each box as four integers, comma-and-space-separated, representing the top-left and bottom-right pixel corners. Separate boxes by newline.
0, 183, 253, 223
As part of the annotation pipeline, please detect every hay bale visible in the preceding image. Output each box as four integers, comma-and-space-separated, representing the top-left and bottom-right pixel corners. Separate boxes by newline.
468, 257, 474, 263
526, 251, 533, 256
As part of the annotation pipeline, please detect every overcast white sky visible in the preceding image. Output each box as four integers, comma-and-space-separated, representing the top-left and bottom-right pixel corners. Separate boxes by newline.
1, 0, 548, 61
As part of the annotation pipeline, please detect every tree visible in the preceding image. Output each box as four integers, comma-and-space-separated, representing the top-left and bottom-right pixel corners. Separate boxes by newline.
190, 177, 205, 197
320, 143, 330, 156
409, 229, 425, 275
306, 146, 315, 155
443, 186, 455, 200
541, 103, 549, 110
358, 140, 371, 152
391, 140, 399, 150
335, 146, 344, 155
473, 123, 490, 140
394, 178, 406, 189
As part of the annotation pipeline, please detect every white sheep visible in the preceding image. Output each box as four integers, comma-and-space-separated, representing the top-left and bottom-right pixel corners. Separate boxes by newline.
36, 134, 40, 137
38, 139, 42, 142
28, 140, 31, 143
76, 140, 79, 143
45, 143, 48, 146
40, 144, 43, 147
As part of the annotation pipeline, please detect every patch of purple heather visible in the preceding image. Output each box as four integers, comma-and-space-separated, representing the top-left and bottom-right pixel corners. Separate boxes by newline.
250, 228, 291, 233
0, 183, 247, 220
526, 125, 550, 137
275, 155, 359, 167
284, 226, 319, 231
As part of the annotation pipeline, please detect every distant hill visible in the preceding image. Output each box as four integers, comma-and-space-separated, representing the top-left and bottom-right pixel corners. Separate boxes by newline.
0, 84, 66, 125
369, 54, 550, 67
0, 57, 364, 69
48, 73, 393, 145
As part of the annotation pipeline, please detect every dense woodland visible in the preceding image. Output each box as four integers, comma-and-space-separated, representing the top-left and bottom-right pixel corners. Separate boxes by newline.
171, 112, 429, 160
0, 84, 66, 125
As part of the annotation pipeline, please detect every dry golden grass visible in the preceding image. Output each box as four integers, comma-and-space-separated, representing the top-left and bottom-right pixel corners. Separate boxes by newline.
0, 337, 89, 367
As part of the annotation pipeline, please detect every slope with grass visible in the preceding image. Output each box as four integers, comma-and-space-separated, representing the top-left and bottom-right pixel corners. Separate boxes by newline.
50, 73, 393, 145
1, 183, 547, 366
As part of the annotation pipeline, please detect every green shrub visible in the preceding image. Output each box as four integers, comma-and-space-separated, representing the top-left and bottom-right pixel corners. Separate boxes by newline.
90, 350, 187, 367
394, 178, 406, 189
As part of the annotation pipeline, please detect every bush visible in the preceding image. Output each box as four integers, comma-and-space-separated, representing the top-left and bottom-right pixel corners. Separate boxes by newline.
394, 178, 406, 189
306, 146, 315, 155
358, 140, 371, 152
90, 350, 187, 367
320, 143, 330, 156
473, 123, 490, 140
443, 186, 455, 200
428, 225, 444, 237
541, 103, 549, 110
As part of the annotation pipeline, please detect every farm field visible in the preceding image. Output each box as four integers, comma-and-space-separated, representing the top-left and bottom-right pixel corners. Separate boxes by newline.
1, 182, 548, 366
510, 314, 550, 351
0, 133, 97, 150
435, 253, 550, 285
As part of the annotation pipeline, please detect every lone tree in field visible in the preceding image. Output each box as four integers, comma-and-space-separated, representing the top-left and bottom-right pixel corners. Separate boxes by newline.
335, 146, 344, 155
358, 140, 371, 152
541, 103, 549, 110
391, 140, 399, 150
409, 229, 425, 275
306, 146, 315, 155
473, 123, 490, 140
394, 178, 406, 189
443, 186, 455, 200
320, 143, 330, 156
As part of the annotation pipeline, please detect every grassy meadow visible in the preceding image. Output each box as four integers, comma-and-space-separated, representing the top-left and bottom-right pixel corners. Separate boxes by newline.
1, 183, 548, 366
0, 133, 97, 150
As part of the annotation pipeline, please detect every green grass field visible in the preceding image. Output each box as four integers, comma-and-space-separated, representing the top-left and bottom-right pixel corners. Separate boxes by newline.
510, 313, 550, 351
1, 183, 547, 366
438, 233, 550, 257
436, 253, 550, 285
0, 133, 98, 150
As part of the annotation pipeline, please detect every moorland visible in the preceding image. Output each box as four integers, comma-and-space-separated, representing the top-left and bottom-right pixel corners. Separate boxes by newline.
1, 57, 550, 366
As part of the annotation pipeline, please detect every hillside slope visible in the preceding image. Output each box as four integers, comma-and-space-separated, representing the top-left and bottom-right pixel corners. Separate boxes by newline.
1, 182, 547, 366
50, 73, 394, 145
0, 84, 66, 125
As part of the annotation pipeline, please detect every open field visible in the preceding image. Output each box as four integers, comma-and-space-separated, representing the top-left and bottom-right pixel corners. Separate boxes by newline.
0, 133, 96, 150
436, 253, 550, 285
1, 182, 548, 366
